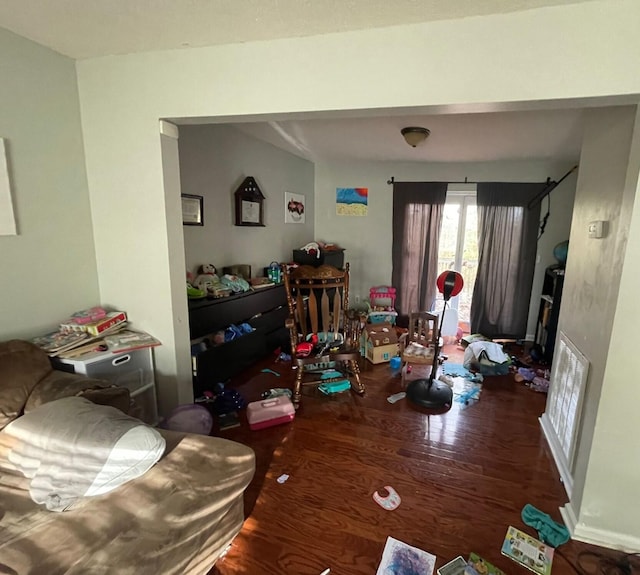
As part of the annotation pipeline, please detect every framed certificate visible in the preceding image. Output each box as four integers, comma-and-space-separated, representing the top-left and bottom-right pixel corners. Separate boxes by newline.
181, 194, 203, 226
234, 176, 265, 226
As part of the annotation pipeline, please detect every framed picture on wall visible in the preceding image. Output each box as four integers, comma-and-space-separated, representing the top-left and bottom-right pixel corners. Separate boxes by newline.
0, 138, 17, 236
181, 194, 203, 226
285, 192, 305, 224
234, 176, 265, 226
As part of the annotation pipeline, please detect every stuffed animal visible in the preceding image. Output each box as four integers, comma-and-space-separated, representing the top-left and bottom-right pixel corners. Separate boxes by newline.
193, 264, 232, 298
194, 264, 219, 293
300, 241, 321, 259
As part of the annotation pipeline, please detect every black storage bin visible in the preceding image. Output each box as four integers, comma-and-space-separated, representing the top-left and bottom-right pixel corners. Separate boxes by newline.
292, 249, 345, 268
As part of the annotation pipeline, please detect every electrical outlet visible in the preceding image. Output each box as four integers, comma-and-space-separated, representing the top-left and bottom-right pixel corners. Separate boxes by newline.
355, 295, 360, 303
588, 220, 606, 238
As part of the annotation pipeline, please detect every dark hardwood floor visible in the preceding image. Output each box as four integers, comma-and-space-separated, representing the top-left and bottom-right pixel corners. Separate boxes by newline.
209, 346, 627, 575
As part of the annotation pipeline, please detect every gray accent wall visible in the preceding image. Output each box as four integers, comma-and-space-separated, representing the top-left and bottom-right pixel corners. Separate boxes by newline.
179, 125, 315, 278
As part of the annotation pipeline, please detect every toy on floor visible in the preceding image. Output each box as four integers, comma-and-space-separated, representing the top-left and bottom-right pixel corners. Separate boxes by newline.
261, 388, 292, 399
247, 396, 295, 430
373, 485, 401, 510
455, 383, 482, 408
318, 380, 351, 395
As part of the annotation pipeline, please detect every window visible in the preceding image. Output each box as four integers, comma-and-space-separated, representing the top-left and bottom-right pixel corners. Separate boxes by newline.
435, 186, 477, 327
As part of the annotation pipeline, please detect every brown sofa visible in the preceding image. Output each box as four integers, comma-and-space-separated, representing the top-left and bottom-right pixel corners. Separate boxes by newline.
0, 340, 256, 574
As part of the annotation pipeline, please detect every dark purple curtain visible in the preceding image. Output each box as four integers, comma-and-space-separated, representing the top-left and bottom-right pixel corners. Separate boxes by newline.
392, 182, 447, 325
470, 183, 542, 338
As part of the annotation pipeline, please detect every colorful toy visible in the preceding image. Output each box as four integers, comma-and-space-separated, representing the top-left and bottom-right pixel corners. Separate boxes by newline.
369, 286, 397, 310
187, 281, 205, 299
295, 342, 314, 357
318, 380, 351, 394
247, 396, 295, 431
295, 333, 319, 358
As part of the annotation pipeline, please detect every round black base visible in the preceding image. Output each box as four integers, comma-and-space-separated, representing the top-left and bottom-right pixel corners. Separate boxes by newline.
406, 378, 453, 409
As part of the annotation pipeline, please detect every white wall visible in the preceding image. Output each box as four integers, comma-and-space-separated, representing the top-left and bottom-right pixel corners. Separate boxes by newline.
314, 159, 576, 336
560, 106, 640, 549
75, 0, 640, 547
0, 27, 98, 340
159, 128, 193, 413
179, 124, 314, 276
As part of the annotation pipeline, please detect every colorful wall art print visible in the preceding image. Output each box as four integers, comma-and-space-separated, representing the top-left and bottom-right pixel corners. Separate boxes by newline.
285, 192, 306, 224
336, 187, 368, 216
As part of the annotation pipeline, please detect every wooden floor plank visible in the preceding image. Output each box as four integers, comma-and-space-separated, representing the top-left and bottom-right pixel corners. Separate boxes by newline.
208, 346, 627, 575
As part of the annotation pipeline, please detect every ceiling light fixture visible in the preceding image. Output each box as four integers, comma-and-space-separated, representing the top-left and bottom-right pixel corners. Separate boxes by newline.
401, 126, 431, 147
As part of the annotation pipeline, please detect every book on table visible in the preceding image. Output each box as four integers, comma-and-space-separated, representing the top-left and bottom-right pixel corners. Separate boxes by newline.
501, 526, 554, 575
31, 330, 90, 355
103, 329, 161, 353
34, 323, 129, 358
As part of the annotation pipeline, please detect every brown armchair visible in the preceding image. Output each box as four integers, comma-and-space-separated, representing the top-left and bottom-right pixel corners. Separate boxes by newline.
282, 263, 365, 407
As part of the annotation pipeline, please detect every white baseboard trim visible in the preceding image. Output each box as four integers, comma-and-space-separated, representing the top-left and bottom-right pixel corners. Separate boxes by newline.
561, 502, 640, 551
572, 522, 640, 552
560, 502, 577, 535
539, 413, 573, 498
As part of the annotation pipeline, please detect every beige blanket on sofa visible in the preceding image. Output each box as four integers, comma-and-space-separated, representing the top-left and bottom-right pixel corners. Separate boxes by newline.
3, 396, 165, 512
0, 429, 255, 574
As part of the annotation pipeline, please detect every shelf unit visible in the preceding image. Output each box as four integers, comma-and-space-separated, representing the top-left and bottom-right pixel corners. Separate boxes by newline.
534, 266, 565, 364
188, 284, 289, 395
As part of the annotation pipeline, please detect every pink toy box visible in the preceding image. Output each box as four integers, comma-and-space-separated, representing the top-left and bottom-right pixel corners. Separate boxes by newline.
368, 285, 398, 325
369, 286, 397, 309
247, 396, 295, 431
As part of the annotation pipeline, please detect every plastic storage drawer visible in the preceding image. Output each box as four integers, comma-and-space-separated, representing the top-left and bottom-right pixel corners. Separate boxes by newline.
53, 347, 159, 425
54, 347, 154, 394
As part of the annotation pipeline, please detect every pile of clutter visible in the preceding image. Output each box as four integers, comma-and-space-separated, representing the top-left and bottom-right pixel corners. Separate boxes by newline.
461, 333, 551, 392
514, 367, 550, 392
187, 263, 251, 299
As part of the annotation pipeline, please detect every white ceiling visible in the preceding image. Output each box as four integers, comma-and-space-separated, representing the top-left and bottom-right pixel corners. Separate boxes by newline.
0, 0, 598, 60
228, 108, 585, 163
0, 0, 598, 162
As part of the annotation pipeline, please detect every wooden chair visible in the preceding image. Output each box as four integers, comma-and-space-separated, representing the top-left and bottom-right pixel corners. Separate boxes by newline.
400, 311, 439, 387
282, 263, 365, 407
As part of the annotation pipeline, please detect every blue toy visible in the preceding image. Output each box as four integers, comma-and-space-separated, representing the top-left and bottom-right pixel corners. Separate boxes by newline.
261, 368, 281, 377
319, 380, 351, 395
455, 384, 481, 408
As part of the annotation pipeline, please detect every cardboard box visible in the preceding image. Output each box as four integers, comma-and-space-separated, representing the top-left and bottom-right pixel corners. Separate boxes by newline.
366, 343, 399, 364
360, 322, 399, 364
